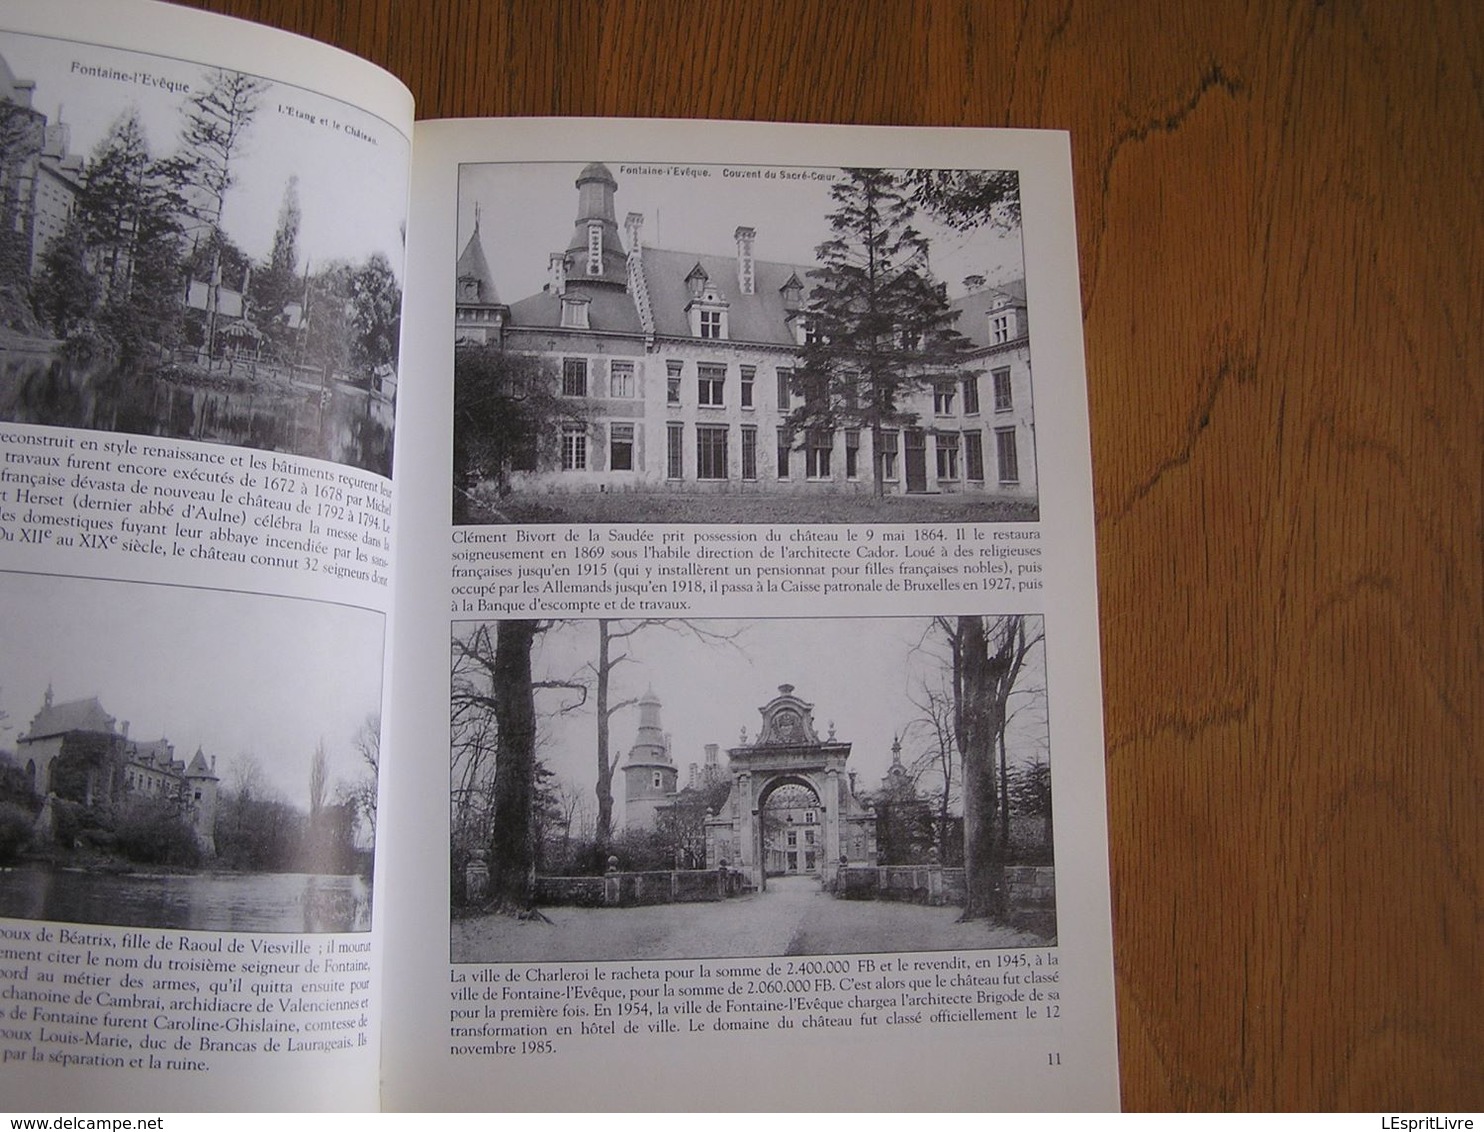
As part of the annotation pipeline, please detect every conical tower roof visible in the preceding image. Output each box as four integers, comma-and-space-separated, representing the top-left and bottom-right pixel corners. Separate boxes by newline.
456, 214, 500, 304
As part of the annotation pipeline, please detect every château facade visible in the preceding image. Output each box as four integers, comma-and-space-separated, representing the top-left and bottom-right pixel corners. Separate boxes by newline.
16, 688, 219, 855
456, 162, 1036, 500
619, 684, 879, 888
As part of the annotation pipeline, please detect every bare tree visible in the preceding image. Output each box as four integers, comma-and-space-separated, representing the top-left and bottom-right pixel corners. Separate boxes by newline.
351, 713, 380, 840
940, 614, 1044, 920
308, 739, 329, 822
906, 679, 961, 858
588, 620, 743, 850
451, 621, 584, 913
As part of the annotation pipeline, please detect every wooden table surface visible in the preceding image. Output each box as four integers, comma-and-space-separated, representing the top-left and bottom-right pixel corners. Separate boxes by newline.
170, 0, 1483, 1111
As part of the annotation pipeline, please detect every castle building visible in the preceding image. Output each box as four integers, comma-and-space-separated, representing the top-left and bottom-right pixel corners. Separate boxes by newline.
621, 687, 677, 831
456, 162, 1036, 499
0, 52, 84, 278
704, 684, 877, 888
17, 688, 219, 855
617, 683, 880, 885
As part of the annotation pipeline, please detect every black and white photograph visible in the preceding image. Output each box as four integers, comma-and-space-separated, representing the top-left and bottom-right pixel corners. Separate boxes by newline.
450, 615, 1053, 962
453, 160, 1037, 524
0, 30, 407, 476
0, 572, 383, 933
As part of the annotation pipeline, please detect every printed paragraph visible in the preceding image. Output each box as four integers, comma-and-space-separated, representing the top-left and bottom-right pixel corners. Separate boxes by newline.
447, 949, 1060, 1056
0, 430, 390, 587
451, 525, 1042, 614
0, 921, 371, 1072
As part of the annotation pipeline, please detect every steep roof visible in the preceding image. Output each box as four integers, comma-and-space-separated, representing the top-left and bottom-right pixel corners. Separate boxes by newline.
947, 279, 1030, 350
508, 284, 644, 335
639, 249, 813, 345
185, 747, 218, 780
128, 738, 177, 771
456, 223, 500, 305
507, 247, 814, 345
23, 695, 117, 741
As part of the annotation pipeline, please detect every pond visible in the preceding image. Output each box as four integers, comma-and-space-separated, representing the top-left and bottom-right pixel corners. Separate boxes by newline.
0, 347, 393, 477
0, 864, 371, 933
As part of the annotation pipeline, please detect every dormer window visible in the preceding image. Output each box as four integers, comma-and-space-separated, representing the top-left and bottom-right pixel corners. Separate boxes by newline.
686, 279, 729, 340
587, 222, 602, 275
989, 300, 1017, 344
561, 297, 590, 329
780, 274, 803, 310
685, 263, 709, 299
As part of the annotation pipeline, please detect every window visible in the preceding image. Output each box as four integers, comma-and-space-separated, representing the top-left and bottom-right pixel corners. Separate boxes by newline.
804, 319, 823, 345
964, 430, 985, 481
845, 429, 860, 479
696, 425, 728, 479
776, 368, 793, 410
879, 429, 899, 480
934, 382, 955, 415
652, 770, 663, 789
787, 831, 797, 847
936, 433, 960, 480
610, 361, 635, 399
995, 426, 1019, 483
562, 357, 587, 397
700, 309, 722, 339
804, 829, 816, 846
741, 425, 757, 480
805, 810, 816, 824
806, 430, 832, 478
667, 360, 682, 405
698, 364, 725, 406
562, 425, 587, 471
991, 313, 1011, 344
962, 375, 980, 414
587, 222, 602, 275
667, 423, 683, 479
560, 298, 589, 328
740, 366, 755, 408
841, 371, 859, 412
610, 423, 635, 471
993, 367, 1013, 412
776, 427, 792, 480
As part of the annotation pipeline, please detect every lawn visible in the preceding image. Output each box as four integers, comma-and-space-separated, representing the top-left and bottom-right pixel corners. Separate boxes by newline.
466, 488, 1039, 525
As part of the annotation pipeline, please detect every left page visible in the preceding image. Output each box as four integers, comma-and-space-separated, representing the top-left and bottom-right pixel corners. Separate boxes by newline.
0, 0, 412, 1111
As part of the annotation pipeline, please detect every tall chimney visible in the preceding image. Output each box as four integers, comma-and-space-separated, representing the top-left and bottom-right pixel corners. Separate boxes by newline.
548, 252, 567, 297
624, 212, 644, 254
734, 226, 756, 295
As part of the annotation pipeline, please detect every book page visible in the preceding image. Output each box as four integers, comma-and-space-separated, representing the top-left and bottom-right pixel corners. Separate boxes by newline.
0, 0, 412, 1111
383, 118, 1118, 1110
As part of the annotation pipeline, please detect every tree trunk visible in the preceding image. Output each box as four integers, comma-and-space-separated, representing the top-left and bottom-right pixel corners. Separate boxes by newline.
998, 729, 1011, 856
486, 619, 539, 909
958, 615, 1011, 920
594, 620, 615, 850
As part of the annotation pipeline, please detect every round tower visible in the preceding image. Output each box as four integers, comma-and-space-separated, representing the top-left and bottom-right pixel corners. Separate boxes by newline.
565, 162, 628, 286
623, 688, 676, 831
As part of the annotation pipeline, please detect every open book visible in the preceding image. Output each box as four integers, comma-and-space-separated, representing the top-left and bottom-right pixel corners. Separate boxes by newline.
0, 0, 1119, 1111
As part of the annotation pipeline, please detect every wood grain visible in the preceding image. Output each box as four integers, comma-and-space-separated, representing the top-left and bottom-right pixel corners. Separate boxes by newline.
165, 0, 1484, 1110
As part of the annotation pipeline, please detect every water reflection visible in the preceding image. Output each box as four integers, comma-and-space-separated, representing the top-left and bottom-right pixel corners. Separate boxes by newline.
0, 348, 393, 477
0, 864, 372, 933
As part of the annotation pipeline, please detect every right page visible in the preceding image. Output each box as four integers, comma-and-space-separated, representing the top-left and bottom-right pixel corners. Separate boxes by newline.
384, 118, 1117, 1111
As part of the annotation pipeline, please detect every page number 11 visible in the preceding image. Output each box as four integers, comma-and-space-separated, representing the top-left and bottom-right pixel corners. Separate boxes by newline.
1048, 1052, 1062, 1066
